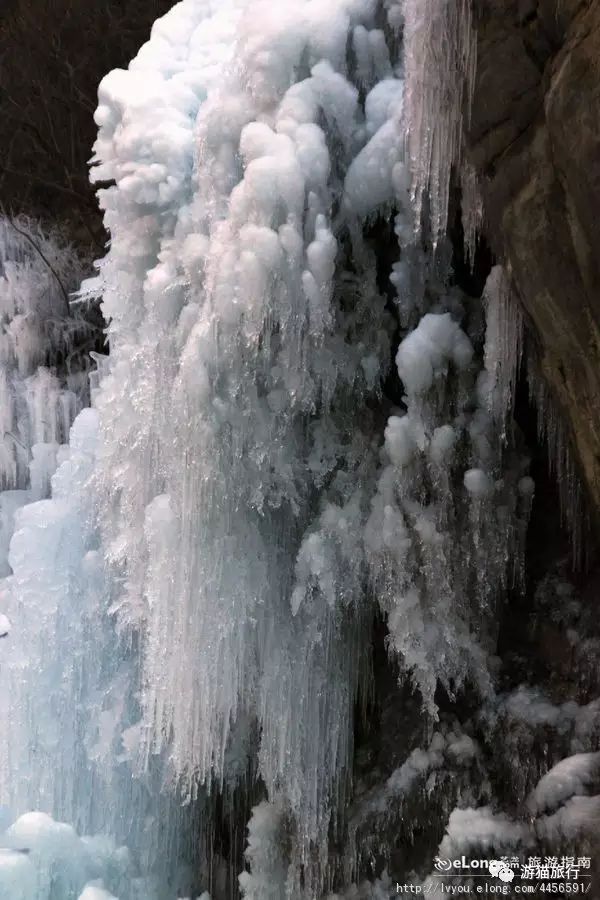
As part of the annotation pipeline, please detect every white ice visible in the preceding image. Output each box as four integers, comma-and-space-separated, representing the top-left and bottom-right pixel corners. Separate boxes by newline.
0, 0, 538, 897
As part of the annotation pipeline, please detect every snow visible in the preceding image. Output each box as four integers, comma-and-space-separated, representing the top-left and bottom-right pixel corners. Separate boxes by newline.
395, 312, 474, 395
351, 728, 479, 830
79, 887, 118, 900
384, 416, 416, 468
344, 80, 406, 217
528, 752, 600, 815
367, 294, 531, 709
429, 425, 457, 465
500, 685, 594, 734
464, 468, 493, 498
436, 807, 527, 858
539, 795, 600, 842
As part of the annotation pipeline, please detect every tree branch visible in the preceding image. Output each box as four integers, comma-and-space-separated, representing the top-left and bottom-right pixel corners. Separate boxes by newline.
3, 214, 71, 312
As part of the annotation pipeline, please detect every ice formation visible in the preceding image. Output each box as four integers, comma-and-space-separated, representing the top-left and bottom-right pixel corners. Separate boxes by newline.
0, 217, 87, 501
0, 0, 588, 898
528, 752, 600, 816
80, 3, 529, 888
528, 359, 587, 563
482, 265, 523, 435
402, 0, 477, 239
0, 219, 92, 821
366, 293, 531, 710
0, 219, 88, 799
0, 811, 129, 900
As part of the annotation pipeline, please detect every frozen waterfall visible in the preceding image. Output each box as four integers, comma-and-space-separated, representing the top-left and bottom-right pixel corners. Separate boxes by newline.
0, 1, 586, 898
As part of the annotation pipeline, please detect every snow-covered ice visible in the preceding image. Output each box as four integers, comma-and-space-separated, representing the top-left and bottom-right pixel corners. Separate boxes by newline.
0, 0, 545, 897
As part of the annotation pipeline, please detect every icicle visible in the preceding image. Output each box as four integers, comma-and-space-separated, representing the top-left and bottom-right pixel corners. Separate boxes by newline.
367, 290, 531, 712
482, 264, 523, 439
0, 218, 86, 494
238, 801, 290, 900
0, 2, 538, 897
528, 357, 587, 566
402, 0, 477, 240
460, 161, 483, 265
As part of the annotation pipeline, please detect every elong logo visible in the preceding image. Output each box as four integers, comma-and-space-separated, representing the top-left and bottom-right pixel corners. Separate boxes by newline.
434, 858, 515, 883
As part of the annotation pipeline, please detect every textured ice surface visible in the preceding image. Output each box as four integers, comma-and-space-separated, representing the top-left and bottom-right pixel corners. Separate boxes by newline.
0, 217, 85, 498
0, 811, 215, 900
86, 1, 401, 886
0, 1, 539, 897
528, 753, 600, 815
366, 289, 531, 709
482, 265, 523, 434
0, 811, 128, 900
402, 0, 477, 239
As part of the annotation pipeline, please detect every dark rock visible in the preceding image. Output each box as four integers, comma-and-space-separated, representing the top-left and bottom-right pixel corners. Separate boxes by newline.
467, 0, 600, 521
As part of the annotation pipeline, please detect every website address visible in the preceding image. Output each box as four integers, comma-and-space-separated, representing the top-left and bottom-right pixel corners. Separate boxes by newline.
396, 884, 592, 895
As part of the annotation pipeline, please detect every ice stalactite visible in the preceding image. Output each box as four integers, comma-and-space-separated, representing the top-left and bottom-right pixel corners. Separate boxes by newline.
528, 359, 587, 566
0, 224, 146, 897
238, 801, 289, 900
481, 265, 523, 437
402, 0, 477, 240
0, 218, 88, 502
0, 1, 543, 898
2, 1, 400, 894
87, 1, 402, 890
0, 219, 91, 781
366, 277, 532, 711
469, 169, 587, 571
460, 162, 484, 266
86, 0, 531, 888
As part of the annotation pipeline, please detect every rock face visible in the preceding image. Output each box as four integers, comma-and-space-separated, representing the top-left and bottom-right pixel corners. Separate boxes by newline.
467, 0, 600, 520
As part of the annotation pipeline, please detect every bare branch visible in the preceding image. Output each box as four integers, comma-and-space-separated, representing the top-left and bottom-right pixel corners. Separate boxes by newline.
3, 214, 71, 312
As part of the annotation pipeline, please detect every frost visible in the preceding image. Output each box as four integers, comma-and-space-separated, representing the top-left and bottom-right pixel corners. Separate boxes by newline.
367, 299, 531, 709
436, 807, 528, 858
350, 728, 479, 838
538, 795, 600, 843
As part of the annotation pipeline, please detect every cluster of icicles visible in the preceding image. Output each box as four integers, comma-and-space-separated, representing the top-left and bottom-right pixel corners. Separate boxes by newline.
0, 1, 546, 898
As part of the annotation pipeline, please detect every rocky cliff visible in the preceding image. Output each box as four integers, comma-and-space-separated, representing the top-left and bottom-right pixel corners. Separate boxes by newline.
468, 0, 600, 521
